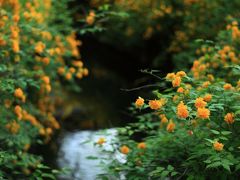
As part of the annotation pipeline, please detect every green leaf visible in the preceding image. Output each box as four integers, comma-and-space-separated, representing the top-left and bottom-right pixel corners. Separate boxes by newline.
51, 169, 60, 174
167, 165, 174, 171
205, 138, 214, 143
42, 173, 56, 179
219, 136, 228, 141
86, 156, 98, 160
0, 65, 7, 73
204, 160, 211, 164
161, 170, 169, 178
195, 39, 204, 43
171, 171, 178, 176
222, 164, 231, 172
210, 130, 220, 135
37, 164, 50, 169
221, 131, 232, 135
206, 162, 221, 169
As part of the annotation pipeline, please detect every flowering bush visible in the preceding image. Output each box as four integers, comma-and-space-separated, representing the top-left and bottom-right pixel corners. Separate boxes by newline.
97, 22, 240, 179
82, 0, 240, 71
0, 0, 88, 178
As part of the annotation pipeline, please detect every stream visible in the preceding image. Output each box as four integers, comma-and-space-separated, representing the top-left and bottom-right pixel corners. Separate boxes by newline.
54, 63, 132, 180
57, 129, 124, 180
52, 35, 154, 180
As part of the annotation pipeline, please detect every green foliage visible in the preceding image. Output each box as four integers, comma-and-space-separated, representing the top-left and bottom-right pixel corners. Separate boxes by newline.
96, 17, 240, 179
0, 0, 88, 178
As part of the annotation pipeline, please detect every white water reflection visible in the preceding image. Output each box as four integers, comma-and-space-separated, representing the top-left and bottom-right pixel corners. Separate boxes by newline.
57, 129, 125, 180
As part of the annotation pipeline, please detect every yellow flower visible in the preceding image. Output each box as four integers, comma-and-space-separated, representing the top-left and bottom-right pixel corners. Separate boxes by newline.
203, 94, 212, 102
42, 57, 50, 65
166, 120, 175, 132
65, 72, 72, 80
13, 14, 20, 23
194, 97, 207, 108
72, 60, 83, 68
45, 84, 51, 93
83, 68, 89, 76
197, 107, 210, 119
213, 141, 224, 151
135, 97, 144, 108
224, 113, 234, 124
120, 145, 130, 154
137, 142, 146, 149
35, 42, 45, 54
39, 128, 45, 135
160, 114, 168, 124
177, 101, 189, 119
69, 67, 76, 74
42, 76, 50, 84
58, 67, 65, 75
46, 128, 53, 135
202, 81, 211, 88
14, 88, 25, 102
177, 87, 184, 93
166, 73, 175, 80
14, 88, 23, 97
176, 71, 186, 77
172, 76, 181, 87
12, 40, 20, 53
223, 83, 232, 90
86, 11, 95, 25
97, 137, 106, 145
14, 105, 22, 120
149, 99, 164, 110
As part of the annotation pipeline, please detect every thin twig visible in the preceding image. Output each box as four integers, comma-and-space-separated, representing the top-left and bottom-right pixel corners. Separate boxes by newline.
177, 168, 188, 180
140, 69, 163, 80
120, 84, 163, 92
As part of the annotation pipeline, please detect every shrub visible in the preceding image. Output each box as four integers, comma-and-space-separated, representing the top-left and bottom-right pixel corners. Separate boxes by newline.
0, 0, 87, 178
97, 22, 240, 179
81, 0, 240, 71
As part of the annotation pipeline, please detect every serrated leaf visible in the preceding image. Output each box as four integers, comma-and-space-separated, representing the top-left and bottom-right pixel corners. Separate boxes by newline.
206, 161, 221, 169
211, 130, 220, 135
204, 160, 211, 164
222, 164, 231, 172
221, 131, 232, 135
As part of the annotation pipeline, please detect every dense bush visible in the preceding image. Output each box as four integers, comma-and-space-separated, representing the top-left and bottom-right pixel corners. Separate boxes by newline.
0, 0, 88, 178
82, 0, 240, 71
97, 21, 240, 179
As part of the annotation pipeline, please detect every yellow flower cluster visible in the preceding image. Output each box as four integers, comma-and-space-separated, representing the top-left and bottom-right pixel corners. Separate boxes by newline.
0, 0, 88, 143
177, 101, 189, 119
166, 71, 186, 88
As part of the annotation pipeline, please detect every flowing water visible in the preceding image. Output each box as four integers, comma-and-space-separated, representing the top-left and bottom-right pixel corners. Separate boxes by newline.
55, 64, 132, 180
54, 35, 150, 179
57, 129, 124, 180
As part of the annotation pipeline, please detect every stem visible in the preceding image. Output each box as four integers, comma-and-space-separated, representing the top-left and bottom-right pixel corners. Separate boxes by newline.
120, 84, 163, 92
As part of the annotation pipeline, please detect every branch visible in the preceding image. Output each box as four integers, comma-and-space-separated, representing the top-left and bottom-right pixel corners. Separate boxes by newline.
120, 84, 163, 92
140, 69, 163, 80
177, 168, 188, 180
